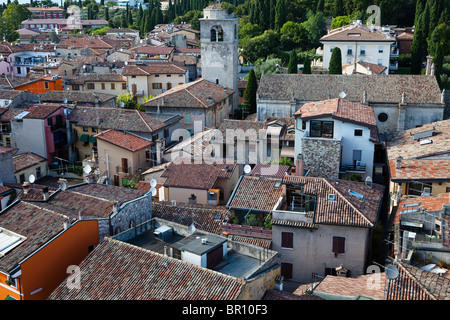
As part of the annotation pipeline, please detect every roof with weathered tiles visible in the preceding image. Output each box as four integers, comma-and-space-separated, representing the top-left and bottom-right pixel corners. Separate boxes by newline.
389, 159, 450, 182
312, 273, 386, 299
67, 106, 167, 133
282, 175, 384, 228
250, 163, 290, 178
386, 262, 450, 300
23, 104, 63, 119
152, 201, 227, 234
294, 98, 377, 128
48, 237, 245, 300
67, 183, 147, 204
386, 119, 450, 160
40, 91, 116, 104
95, 129, 154, 152
66, 73, 126, 85
161, 160, 236, 190
396, 193, 450, 217
142, 78, 234, 109
320, 24, 395, 42
227, 176, 284, 212
0, 201, 70, 273
13, 152, 46, 173
123, 62, 187, 76
257, 74, 443, 105
130, 45, 174, 55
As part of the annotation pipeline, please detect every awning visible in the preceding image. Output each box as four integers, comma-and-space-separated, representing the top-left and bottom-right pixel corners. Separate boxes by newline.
280, 146, 295, 158
89, 135, 97, 143
80, 134, 89, 143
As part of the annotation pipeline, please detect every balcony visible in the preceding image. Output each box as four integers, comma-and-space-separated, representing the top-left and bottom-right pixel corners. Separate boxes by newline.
116, 166, 132, 176
390, 48, 399, 58
14, 57, 45, 66
339, 162, 366, 173
130, 90, 144, 96
389, 60, 399, 70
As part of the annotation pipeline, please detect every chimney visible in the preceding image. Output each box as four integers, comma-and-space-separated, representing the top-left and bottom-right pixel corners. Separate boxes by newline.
63, 220, 71, 230
155, 138, 165, 165
442, 89, 446, 104
42, 187, 49, 201
296, 154, 304, 176
78, 210, 83, 220
395, 156, 403, 169
363, 90, 367, 104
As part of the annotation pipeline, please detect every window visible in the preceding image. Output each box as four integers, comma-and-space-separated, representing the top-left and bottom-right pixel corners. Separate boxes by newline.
16, 67, 21, 74
330, 46, 335, 53
122, 83, 127, 90
83, 126, 89, 132
47, 117, 53, 127
446, 187, 450, 193
19, 174, 25, 184
73, 84, 80, 91
281, 263, 293, 279
91, 127, 97, 133
155, 75, 159, 77
167, 82, 172, 90
332, 236, 345, 254
167, 75, 171, 77
377, 59, 383, 65
378, 112, 388, 122
111, 83, 115, 90
347, 46, 353, 56
238, 89, 243, 97
44, 81, 49, 89
360, 46, 366, 56
281, 232, 293, 248
87, 83, 95, 90
354, 129, 363, 136
185, 114, 191, 124
310, 120, 333, 138
101, 83, 105, 90
164, 128, 169, 138
36, 166, 41, 178
153, 83, 162, 89
378, 46, 384, 53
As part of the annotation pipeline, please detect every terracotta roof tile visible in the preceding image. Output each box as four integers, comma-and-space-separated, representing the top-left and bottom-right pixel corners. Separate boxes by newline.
48, 238, 245, 300
250, 164, 290, 178
320, 24, 395, 42
386, 119, 450, 160
13, 152, 46, 172
123, 62, 187, 76
389, 159, 450, 182
95, 129, 154, 152
161, 160, 236, 190
294, 98, 377, 127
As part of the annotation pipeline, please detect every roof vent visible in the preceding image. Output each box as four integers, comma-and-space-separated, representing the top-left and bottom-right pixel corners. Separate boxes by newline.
328, 194, 336, 201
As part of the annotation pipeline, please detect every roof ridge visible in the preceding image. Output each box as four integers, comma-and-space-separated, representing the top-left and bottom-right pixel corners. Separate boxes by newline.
184, 82, 209, 108
68, 190, 118, 204
135, 109, 154, 132
322, 179, 373, 227
396, 263, 438, 300
24, 201, 72, 222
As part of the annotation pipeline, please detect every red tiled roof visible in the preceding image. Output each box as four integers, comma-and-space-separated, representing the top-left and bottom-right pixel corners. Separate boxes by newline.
48, 237, 245, 300
0, 201, 69, 272
386, 262, 450, 300
228, 176, 284, 212
283, 175, 384, 228
386, 119, 450, 160
67, 183, 147, 204
24, 104, 63, 119
250, 163, 290, 178
397, 193, 450, 217
13, 152, 46, 173
95, 129, 154, 152
295, 98, 377, 128
142, 78, 234, 109
57, 37, 112, 49
123, 62, 187, 76
320, 24, 395, 42
131, 45, 174, 55
389, 159, 450, 182
161, 160, 236, 190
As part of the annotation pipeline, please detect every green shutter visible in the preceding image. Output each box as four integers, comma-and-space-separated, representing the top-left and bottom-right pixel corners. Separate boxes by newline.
80, 134, 89, 143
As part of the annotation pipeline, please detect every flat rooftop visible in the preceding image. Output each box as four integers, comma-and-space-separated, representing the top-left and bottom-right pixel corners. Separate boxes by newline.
123, 228, 265, 279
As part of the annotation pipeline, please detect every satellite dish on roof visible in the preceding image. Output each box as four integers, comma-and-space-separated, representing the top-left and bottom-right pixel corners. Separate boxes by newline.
150, 187, 157, 197
83, 164, 91, 174
63, 97, 68, 104
243, 164, 251, 175
385, 264, 399, 279
119, 102, 124, 108
339, 91, 347, 99
150, 179, 157, 188
29, 174, 35, 184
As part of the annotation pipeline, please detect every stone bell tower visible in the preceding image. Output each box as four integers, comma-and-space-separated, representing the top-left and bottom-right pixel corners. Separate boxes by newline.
200, 1, 239, 115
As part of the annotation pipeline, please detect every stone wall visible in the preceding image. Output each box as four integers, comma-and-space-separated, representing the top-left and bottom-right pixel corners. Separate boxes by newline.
110, 195, 152, 236
301, 138, 341, 180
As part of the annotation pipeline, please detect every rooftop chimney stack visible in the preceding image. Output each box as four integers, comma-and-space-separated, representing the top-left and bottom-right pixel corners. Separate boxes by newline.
395, 157, 403, 169
296, 154, 304, 176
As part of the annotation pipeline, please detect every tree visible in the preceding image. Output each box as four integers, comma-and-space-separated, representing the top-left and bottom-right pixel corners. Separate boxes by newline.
333, 0, 344, 17
287, 50, 298, 74
117, 93, 143, 111
243, 68, 257, 114
274, 0, 286, 31
303, 56, 311, 74
241, 29, 280, 63
411, 8, 427, 74
433, 42, 443, 87
329, 47, 342, 74
302, 10, 326, 49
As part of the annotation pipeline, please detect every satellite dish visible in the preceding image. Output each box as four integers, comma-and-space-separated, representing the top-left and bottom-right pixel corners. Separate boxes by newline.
385, 264, 399, 279
119, 102, 124, 108
150, 179, 157, 188
339, 91, 347, 99
243, 164, 251, 174
188, 223, 196, 234
83, 164, 91, 174
63, 97, 68, 104
29, 174, 35, 183
150, 187, 157, 197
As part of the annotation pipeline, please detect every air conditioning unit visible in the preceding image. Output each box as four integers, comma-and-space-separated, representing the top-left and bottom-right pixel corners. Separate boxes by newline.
207, 189, 219, 206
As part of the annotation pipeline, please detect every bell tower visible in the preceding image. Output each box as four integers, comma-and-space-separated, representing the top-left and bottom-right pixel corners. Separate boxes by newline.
200, 2, 239, 116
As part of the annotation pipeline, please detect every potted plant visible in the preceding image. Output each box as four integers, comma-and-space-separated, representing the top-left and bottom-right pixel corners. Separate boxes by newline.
438, 260, 446, 268
424, 252, 433, 265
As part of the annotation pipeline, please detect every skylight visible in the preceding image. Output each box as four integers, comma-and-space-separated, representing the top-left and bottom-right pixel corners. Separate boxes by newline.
0, 228, 26, 257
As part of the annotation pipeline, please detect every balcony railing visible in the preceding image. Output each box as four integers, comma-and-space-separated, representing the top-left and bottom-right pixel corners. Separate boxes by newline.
339, 162, 366, 173
116, 166, 132, 176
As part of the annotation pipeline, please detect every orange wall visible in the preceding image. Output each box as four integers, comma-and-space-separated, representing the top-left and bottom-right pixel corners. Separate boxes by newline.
9, 219, 99, 300
16, 78, 63, 95
0, 271, 21, 300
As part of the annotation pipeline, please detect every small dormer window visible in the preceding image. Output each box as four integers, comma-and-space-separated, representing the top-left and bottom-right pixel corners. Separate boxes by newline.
328, 194, 335, 201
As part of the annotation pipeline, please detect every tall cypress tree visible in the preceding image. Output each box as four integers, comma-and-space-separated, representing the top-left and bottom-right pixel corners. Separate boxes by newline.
411, 10, 425, 74
269, 0, 276, 30
428, 0, 441, 37
274, 0, 286, 31
329, 47, 342, 74
104, 7, 109, 22
243, 69, 258, 115
303, 56, 311, 74
287, 50, 298, 74
433, 42, 444, 87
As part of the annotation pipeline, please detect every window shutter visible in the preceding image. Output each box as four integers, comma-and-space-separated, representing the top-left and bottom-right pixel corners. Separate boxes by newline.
332, 236, 345, 254
281, 232, 293, 248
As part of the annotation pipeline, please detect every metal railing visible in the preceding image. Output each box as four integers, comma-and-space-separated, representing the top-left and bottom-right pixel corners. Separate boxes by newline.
340, 163, 366, 173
